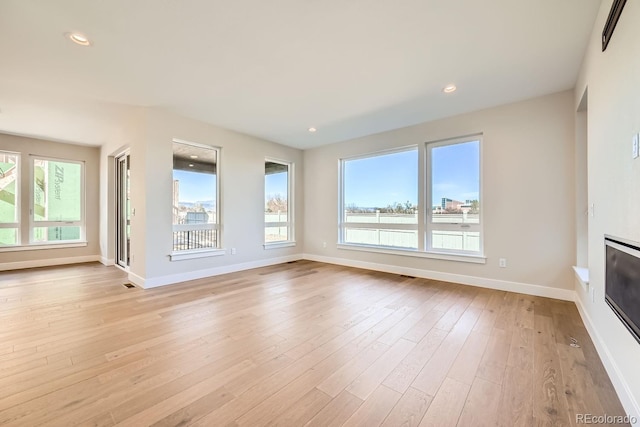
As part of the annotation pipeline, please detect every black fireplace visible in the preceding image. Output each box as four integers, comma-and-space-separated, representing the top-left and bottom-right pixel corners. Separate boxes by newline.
605, 235, 640, 344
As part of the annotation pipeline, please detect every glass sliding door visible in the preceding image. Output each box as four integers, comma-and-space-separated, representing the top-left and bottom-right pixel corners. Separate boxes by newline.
115, 153, 130, 268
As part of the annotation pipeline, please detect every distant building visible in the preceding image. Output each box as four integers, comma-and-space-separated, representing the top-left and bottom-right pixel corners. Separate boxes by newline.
441, 197, 464, 210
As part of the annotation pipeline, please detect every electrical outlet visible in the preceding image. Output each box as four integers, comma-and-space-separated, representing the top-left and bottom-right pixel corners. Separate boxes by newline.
322, 241, 327, 248
633, 133, 639, 159
231, 248, 237, 255
499, 258, 507, 268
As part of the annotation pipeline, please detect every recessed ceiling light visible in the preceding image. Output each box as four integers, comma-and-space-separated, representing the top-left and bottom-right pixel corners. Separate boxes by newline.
190, 155, 198, 159
65, 32, 92, 47
308, 127, 317, 133
443, 84, 457, 93
188, 164, 194, 167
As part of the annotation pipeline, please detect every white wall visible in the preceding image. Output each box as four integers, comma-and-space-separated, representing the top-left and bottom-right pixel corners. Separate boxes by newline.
122, 108, 304, 287
574, 0, 640, 419
303, 90, 576, 298
98, 107, 146, 267
0, 133, 100, 269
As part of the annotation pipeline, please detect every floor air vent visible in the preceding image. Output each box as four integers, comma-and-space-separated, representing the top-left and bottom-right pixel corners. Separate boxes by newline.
122, 283, 135, 289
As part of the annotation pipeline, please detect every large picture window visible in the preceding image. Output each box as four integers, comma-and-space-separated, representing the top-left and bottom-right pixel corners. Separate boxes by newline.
31, 157, 84, 243
339, 135, 482, 258
0, 152, 20, 246
427, 137, 481, 254
340, 148, 418, 249
172, 140, 219, 252
265, 160, 293, 245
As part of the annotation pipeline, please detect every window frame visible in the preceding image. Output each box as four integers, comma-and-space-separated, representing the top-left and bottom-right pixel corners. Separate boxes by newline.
264, 158, 295, 248
170, 138, 223, 260
0, 151, 21, 247
337, 136, 484, 262
29, 155, 86, 245
425, 135, 483, 256
338, 146, 419, 251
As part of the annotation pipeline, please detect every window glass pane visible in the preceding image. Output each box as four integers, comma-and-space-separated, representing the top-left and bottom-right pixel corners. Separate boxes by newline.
33, 226, 81, 242
343, 149, 418, 249
431, 140, 480, 225
172, 142, 218, 251
265, 161, 289, 243
346, 227, 418, 249
0, 152, 19, 224
0, 229, 18, 246
431, 230, 480, 252
430, 138, 481, 254
33, 159, 82, 222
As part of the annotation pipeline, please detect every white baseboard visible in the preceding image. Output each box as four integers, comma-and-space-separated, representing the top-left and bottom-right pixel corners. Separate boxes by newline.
100, 257, 115, 266
574, 294, 640, 425
128, 271, 146, 288
138, 254, 304, 289
302, 253, 575, 301
0, 255, 101, 271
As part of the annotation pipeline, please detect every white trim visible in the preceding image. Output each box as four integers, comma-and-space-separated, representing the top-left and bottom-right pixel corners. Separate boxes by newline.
0, 254, 100, 271
170, 248, 226, 261
138, 254, 303, 289
0, 241, 88, 252
100, 257, 115, 266
303, 253, 573, 301
574, 295, 640, 425
128, 271, 146, 288
337, 243, 486, 264
264, 241, 296, 250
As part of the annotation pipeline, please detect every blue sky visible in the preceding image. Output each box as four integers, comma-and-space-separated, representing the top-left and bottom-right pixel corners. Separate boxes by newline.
265, 171, 287, 198
173, 170, 216, 202
431, 141, 479, 206
344, 141, 479, 208
345, 150, 418, 208
175, 141, 479, 207
174, 169, 288, 203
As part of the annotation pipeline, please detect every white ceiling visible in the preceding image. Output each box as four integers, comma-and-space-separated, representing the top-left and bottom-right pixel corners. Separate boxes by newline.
0, 0, 601, 149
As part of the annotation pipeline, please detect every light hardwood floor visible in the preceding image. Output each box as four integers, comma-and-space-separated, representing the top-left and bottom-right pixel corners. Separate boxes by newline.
0, 260, 628, 426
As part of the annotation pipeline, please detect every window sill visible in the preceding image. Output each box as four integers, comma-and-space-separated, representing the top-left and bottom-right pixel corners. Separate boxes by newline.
170, 248, 226, 261
573, 266, 589, 291
0, 241, 88, 253
264, 241, 296, 250
337, 243, 486, 264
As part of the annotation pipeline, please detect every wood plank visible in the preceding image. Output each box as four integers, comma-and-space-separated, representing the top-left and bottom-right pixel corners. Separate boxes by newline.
411, 307, 481, 396
316, 340, 390, 398
417, 377, 470, 427
383, 327, 447, 394
446, 331, 490, 385
342, 385, 402, 427
457, 377, 501, 427
475, 328, 511, 385
346, 338, 416, 400
532, 314, 571, 426
265, 388, 331, 427
380, 387, 432, 427
305, 390, 363, 427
